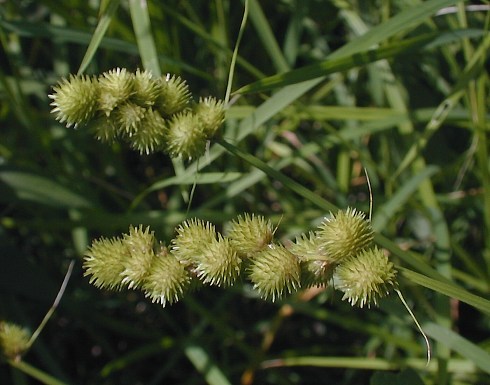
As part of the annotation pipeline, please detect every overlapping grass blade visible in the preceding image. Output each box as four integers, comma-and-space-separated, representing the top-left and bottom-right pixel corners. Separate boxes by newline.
424, 322, 490, 374
128, 0, 161, 76
236, 30, 481, 94
78, 0, 121, 74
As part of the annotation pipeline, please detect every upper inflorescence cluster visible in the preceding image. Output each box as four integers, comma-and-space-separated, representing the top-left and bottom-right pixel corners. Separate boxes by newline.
49, 68, 225, 158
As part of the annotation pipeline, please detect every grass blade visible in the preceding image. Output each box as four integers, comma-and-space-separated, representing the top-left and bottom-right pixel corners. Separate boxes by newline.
236, 30, 480, 94
77, 0, 121, 74
128, 0, 161, 76
424, 322, 490, 374
185, 344, 232, 385
400, 268, 490, 315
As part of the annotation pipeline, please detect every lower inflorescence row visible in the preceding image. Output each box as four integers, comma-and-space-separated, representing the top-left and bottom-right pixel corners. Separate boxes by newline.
49, 68, 225, 158
83, 208, 398, 308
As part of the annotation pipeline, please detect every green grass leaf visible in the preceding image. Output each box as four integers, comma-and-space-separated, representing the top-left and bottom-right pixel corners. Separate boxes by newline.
400, 268, 490, 315
78, 0, 121, 74
424, 322, 490, 374
236, 30, 480, 94
128, 0, 161, 76
184, 344, 232, 385
0, 170, 93, 209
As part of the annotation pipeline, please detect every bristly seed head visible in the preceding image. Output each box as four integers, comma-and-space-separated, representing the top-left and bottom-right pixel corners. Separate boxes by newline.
317, 207, 374, 263
49, 74, 99, 128
248, 243, 301, 301
156, 74, 191, 117
83, 236, 130, 290
290, 231, 336, 287
164, 111, 207, 160
335, 246, 398, 308
227, 213, 274, 257
98, 67, 134, 116
120, 225, 156, 289
142, 245, 191, 307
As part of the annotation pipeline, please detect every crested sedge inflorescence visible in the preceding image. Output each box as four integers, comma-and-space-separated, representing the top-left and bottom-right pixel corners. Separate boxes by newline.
49, 68, 225, 158
0, 321, 31, 362
83, 208, 398, 308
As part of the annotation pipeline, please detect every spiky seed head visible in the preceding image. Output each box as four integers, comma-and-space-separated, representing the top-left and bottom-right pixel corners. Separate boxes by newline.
335, 246, 398, 308
114, 101, 147, 137
171, 218, 217, 265
49, 74, 99, 128
156, 74, 191, 117
98, 68, 134, 115
164, 111, 207, 159
128, 108, 167, 154
121, 225, 156, 289
142, 245, 191, 307
193, 234, 242, 287
248, 243, 301, 301
0, 322, 31, 361
195, 97, 225, 138
83, 236, 129, 290
89, 115, 119, 143
290, 232, 335, 287
132, 69, 160, 107
317, 207, 374, 263
227, 214, 274, 257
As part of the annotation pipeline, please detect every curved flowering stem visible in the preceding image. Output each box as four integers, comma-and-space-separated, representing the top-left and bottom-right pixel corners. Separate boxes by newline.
224, 0, 249, 105
26, 261, 75, 351
0, 261, 74, 366
396, 289, 431, 366
7, 359, 69, 385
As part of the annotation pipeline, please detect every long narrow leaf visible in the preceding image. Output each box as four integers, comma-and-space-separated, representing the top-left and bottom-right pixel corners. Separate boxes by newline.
0, 170, 92, 209
236, 30, 482, 94
372, 166, 440, 231
185, 344, 232, 385
424, 322, 490, 374
78, 0, 121, 74
400, 268, 490, 315
129, 0, 161, 76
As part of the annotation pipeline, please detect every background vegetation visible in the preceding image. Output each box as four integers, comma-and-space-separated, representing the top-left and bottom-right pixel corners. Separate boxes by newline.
1, 0, 489, 384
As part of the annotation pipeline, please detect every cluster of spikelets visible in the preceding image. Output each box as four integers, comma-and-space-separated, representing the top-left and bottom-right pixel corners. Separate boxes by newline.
83, 208, 398, 308
49, 68, 225, 158
0, 321, 31, 362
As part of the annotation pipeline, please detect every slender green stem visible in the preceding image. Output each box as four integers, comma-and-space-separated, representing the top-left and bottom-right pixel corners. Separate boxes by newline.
8, 359, 69, 385
224, 0, 249, 105
26, 261, 75, 350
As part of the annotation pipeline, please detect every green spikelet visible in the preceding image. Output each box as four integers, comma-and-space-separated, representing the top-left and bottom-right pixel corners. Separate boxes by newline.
248, 243, 301, 301
98, 68, 134, 116
193, 234, 242, 287
195, 96, 225, 138
114, 101, 147, 137
290, 231, 335, 287
335, 246, 398, 308
317, 207, 374, 263
84, 236, 129, 290
227, 214, 274, 257
128, 108, 167, 154
90, 115, 120, 143
171, 218, 217, 265
132, 68, 160, 107
142, 245, 192, 307
0, 321, 31, 361
164, 111, 207, 159
49, 74, 99, 128
121, 225, 156, 289
156, 74, 191, 117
